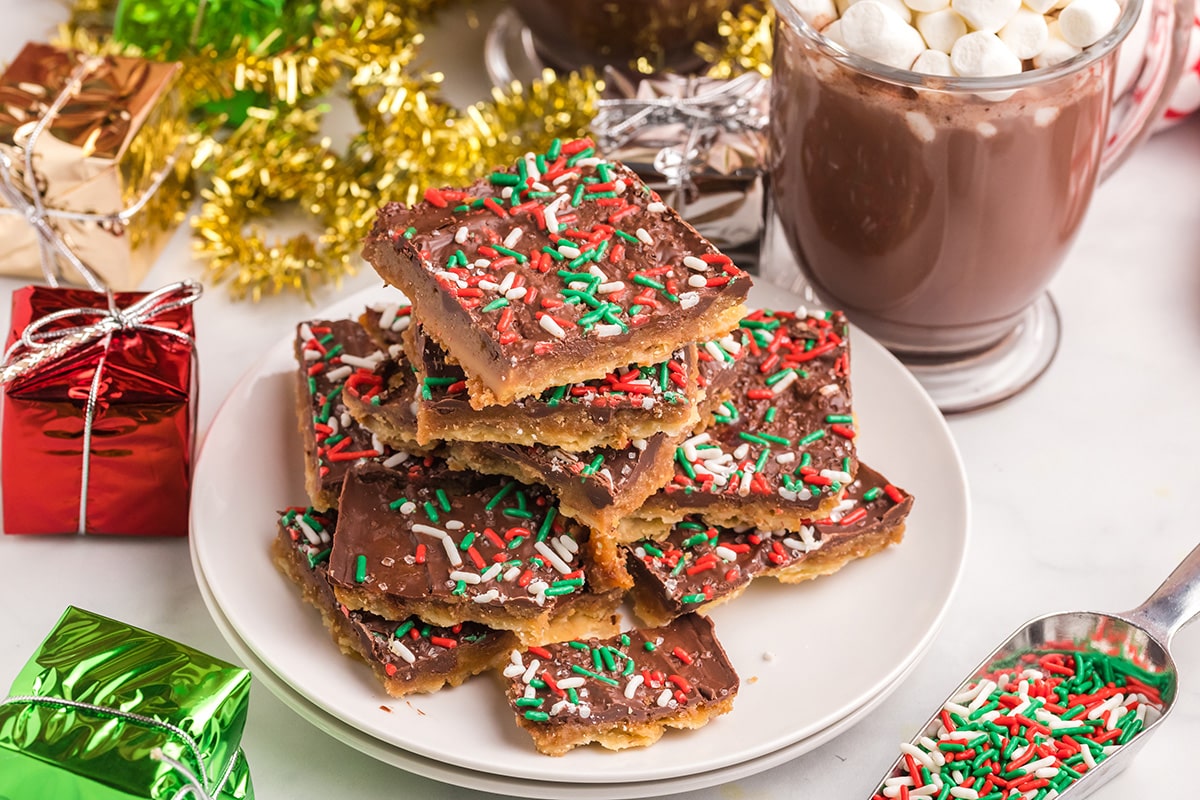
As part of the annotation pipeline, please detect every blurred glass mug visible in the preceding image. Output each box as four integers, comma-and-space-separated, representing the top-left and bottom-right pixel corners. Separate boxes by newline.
767, 0, 1193, 412
509, 0, 740, 73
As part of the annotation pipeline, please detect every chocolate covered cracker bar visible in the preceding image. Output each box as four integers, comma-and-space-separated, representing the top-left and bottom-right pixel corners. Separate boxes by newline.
327, 463, 623, 643
503, 613, 738, 755
402, 320, 702, 450
294, 319, 418, 510
626, 464, 913, 626
361, 138, 750, 408
627, 309, 858, 534
272, 506, 515, 696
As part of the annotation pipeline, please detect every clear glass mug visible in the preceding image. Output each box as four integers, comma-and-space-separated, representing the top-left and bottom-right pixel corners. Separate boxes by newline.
767, 0, 1193, 412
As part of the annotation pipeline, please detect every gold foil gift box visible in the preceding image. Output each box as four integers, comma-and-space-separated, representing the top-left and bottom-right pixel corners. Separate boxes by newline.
0, 43, 191, 289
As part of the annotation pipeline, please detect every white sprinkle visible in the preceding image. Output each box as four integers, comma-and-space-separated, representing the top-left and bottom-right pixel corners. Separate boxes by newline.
594, 324, 623, 338
732, 442, 751, 460
647, 201, 666, 213
472, 589, 500, 604
683, 255, 709, 271
502, 662, 525, 678
900, 742, 936, 771
506, 287, 527, 301
820, 469, 854, 483
948, 788, 978, 800
303, 349, 320, 362
550, 536, 574, 564
705, 341, 727, 362
632, 438, 648, 450
552, 170, 578, 185
624, 674, 645, 699
503, 566, 521, 582
574, 157, 601, 167
597, 281, 626, 294
324, 365, 352, 383
716, 546, 739, 562
399, 501, 416, 515
382, 451, 409, 468
775, 452, 796, 465
478, 280, 500, 292
556, 677, 586, 689
771, 370, 799, 395
534, 541, 572, 574
503, 228, 524, 249
474, 259, 490, 269
449, 570, 481, 585
501, 187, 513, 199
688, 274, 708, 288
539, 315, 567, 339
480, 563, 503, 582
499, 272, 517, 294
782, 537, 806, 551
445, 520, 464, 530
558, 536, 579, 554
455, 226, 469, 244
299, 323, 315, 342
440, 537, 462, 566
656, 688, 673, 707
738, 465, 755, 497
614, 179, 626, 193
635, 227, 654, 246
296, 518, 322, 545
522, 659, 541, 683
388, 639, 416, 664
679, 291, 700, 310
557, 244, 582, 258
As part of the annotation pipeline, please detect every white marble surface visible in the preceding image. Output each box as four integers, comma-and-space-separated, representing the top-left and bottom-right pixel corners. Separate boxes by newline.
2, 4, 1200, 798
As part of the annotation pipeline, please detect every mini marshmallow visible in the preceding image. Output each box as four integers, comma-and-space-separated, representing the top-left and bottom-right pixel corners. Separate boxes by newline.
1033, 21, 1083, 67
840, 1, 927, 69
822, 18, 847, 43
1058, 0, 1121, 47
912, 48, 955, 74
950, 30, 1024, 75
998, 8, 1049, 58
793, 0, 841, 30
917, 9, 968, 53
1023, 0, 1058, 13
904, 0, 951, 14
838, 0, 915, 23
950, 0, 1021, 33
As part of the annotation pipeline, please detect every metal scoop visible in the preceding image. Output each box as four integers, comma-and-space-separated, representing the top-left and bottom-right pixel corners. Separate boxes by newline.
873, 541, 1200, 799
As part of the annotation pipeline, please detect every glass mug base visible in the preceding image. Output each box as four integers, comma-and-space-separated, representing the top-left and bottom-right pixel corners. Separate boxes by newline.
483, 8, 545, 88
900, 294, 1061, 415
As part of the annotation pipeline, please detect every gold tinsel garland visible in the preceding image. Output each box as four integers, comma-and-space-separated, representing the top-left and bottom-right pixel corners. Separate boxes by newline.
58, 0, 764, 301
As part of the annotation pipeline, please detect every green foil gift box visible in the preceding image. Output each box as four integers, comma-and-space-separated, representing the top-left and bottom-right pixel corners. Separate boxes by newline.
0, 607, 253, 800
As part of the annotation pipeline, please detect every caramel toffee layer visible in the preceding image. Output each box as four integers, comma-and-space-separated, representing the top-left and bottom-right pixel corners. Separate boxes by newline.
626, 464, 913, 620
275, 506, 510, 689
503, 613, 738, 731
643, 309, 858, 519
361, 138, 749, 403
295, 319, 415, 505
328, 462, 600, 615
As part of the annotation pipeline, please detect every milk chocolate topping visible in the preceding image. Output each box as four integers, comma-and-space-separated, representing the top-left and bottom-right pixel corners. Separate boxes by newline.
277, 506, 505, 682
362, 140, 749, 366
328, 463, 595, 613
504, 613, 738, 728
627, 464, 913, 618
651, 309, 856, 515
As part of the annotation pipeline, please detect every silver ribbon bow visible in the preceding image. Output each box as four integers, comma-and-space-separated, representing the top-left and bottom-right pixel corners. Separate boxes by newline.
0, 694, 243, 800
593, 71, 768, 214
0, 280, 202, 535
0, 54, 183, 291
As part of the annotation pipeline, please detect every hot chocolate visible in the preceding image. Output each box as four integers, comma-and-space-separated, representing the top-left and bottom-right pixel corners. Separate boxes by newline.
769, 16, 1112, 353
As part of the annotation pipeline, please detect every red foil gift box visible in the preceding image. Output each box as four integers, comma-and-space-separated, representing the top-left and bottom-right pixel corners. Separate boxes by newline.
2, 283, 198, 535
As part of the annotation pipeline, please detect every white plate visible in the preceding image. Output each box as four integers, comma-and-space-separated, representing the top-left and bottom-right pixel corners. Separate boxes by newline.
190, 281, 970, 785
192, 547, 934, 799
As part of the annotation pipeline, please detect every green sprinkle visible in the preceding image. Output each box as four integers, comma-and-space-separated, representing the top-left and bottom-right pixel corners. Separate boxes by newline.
632, 274, 665, 290
581, 454, 605, 476
642, 542, 664, 557
568, 641, 591, 652
490, 171, 521, 186
423, 501, 439, 523
537, 506, 558, 541
493, 244, 528, 262
544, 585, 578, 597
515, 697, 544, 708
643, 641, 656, 652
798, 430, 826, 446
482, 298, 509, 312
547, 138, 562, 160
765, 407, 778, 423
459, 531, 476, 550
402, 226, 416, 239
436, 489, 451, 512
523, 711, 550, 722
759, 432, 792, 446
764, 368, 795, 386
571, 183, 585, 207
394, 620, 415, 638
826, 414, 853, 423
566, 146, 595, 166
754, 448, 770, 473
354, 554, 367, 583
681, 533, 709, 548
486, 482, 516, 511
681, 593, 706, 604
503, 509, 534, 519
571, 664, 620, 686
600, 646, 616, 672
451, 580, 467, 595
388, 497, 409, 511
615, 230, 640, 244
739, 432, 770, 446
567, 687, 579, 704
541, 246, 565, 261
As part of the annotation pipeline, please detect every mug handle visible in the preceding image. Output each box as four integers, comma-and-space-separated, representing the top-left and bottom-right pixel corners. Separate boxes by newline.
1101, 0, 1196, 178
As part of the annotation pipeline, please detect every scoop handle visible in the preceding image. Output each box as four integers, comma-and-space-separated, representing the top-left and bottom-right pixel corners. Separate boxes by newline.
1125, 540, 1200, 643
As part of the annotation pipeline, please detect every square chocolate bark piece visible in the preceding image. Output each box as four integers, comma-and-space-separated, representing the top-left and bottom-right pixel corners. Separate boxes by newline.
273, 506, 516, 696
294, 319, 420, 510
401, 320, 702, 450
625, 464, 913, 626
503, 613, 739, 755
445, 432, 680, 537
327, 462, 623, 643
627, 309, 858, 534
361, 138, 751, 408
